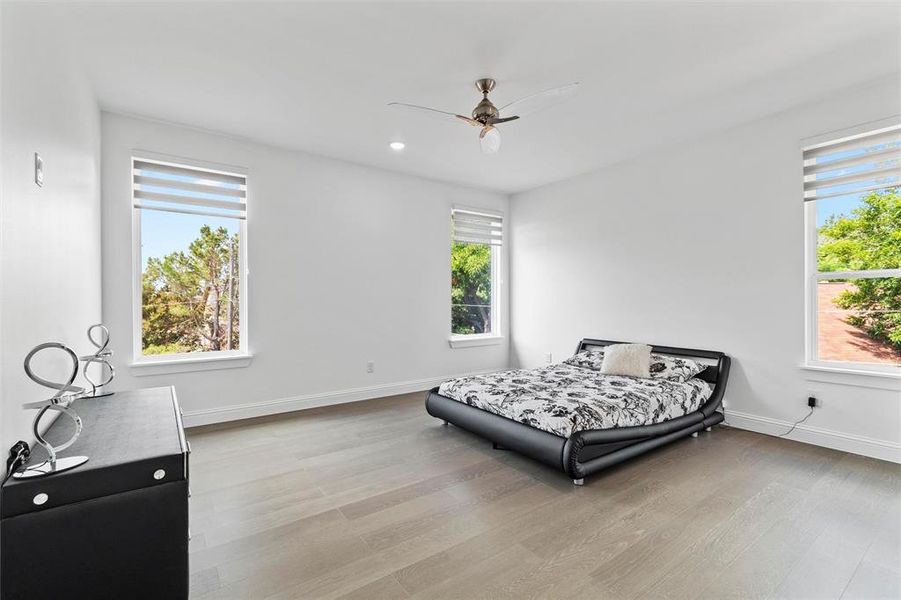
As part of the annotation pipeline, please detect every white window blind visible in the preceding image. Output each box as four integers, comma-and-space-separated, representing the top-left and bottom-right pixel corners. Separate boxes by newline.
133, 158, 246, 219
803, 124, 901, 201
452, 209, 503, 246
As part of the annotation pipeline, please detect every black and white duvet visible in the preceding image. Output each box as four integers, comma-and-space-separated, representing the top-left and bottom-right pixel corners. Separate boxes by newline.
437, 363, 712, 438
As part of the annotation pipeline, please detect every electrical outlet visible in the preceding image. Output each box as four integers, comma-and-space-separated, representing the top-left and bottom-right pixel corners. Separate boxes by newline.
366, 361, 374, 374
544, 352, 553, 364
807, 396, 818, 408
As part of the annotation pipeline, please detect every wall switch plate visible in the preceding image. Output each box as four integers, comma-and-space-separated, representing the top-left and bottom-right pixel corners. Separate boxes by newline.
34, 153, 43, 187
544, 352, 553, 363
366, 361, 374, 373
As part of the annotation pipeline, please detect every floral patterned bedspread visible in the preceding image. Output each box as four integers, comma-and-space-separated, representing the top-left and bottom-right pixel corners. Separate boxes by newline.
437, 364, 712, 438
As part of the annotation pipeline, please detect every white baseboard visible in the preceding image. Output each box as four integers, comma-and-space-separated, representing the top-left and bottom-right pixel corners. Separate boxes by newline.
725, 409, 900, 464
181, 369, 497, 428
182, 378, 900, 464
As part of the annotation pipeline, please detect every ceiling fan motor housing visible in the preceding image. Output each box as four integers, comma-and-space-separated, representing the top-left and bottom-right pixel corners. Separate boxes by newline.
473, 78, 499, 123
472, 98, 499, 123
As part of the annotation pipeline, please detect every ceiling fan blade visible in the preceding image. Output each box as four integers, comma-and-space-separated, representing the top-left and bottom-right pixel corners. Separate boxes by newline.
456, 115, 483, 127
498, 82, 580, 118
487, 115, 520, 125
479, 126, 501, 154
388, 102, 472, 126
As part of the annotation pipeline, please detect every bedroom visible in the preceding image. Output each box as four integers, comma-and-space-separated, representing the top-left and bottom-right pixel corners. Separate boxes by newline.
0, 1, 899, 598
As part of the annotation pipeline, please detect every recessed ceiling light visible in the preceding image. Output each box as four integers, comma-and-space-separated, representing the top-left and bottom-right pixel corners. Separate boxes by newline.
389, 141, 405, 151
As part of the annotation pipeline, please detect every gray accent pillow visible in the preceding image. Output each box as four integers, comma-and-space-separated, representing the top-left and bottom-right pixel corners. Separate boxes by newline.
563, 349, 605, 371
649, 354, 708, 383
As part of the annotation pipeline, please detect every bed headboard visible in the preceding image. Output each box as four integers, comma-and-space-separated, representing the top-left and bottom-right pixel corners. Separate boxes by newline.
574, 338, 731, 417
574, 338, 728, 386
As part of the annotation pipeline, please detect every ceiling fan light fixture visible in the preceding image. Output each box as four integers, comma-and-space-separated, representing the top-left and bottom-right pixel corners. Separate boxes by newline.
389, 141, 406, 151
479, 127, 501, 154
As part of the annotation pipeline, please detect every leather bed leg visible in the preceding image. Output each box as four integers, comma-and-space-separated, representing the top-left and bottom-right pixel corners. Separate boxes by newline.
572, 478, 584, 486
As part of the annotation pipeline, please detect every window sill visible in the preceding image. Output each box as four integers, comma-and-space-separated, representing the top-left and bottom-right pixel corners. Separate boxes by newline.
448, 335, 504, 349
130, 353, 253, 376
801, 363, 901, 391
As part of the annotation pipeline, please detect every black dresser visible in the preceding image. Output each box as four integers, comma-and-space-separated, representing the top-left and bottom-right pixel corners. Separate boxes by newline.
0, 386, 189, 600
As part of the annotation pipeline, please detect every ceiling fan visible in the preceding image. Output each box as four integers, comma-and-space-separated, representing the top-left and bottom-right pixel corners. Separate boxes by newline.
388, 79, 579, 154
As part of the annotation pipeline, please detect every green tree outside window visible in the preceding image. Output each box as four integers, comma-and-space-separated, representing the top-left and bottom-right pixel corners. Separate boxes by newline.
142, 225, 240, 354
451, 242, 492, 335
817, 188, 901, 356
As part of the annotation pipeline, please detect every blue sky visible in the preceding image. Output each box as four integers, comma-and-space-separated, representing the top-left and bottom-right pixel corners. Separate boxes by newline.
816, 194, 862, 227
141, 211, 239, 267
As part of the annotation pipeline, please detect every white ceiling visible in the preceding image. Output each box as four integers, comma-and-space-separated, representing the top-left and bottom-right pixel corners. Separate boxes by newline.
35, 1, 901, 193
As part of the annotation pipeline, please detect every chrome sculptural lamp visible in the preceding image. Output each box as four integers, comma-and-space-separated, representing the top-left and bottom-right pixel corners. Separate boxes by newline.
14, 343, 90, 479
80, 324, 115, 398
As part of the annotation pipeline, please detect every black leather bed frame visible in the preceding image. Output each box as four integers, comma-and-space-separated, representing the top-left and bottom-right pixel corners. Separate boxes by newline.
426, 338, 731, 485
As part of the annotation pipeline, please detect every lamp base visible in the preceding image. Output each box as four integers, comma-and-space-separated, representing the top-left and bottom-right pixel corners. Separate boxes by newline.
13, 455, 89, 479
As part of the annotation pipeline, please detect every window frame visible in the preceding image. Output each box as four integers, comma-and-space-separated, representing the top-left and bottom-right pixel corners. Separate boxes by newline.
130, 151, 251, 370
802, 123, 901, 377
449, 207, 503, 348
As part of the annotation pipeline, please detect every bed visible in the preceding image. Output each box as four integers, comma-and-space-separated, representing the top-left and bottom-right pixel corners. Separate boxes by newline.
425, 338, 731, 484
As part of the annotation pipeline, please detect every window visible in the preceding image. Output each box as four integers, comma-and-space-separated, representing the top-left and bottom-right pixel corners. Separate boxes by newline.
450, 208, 502, 344
803, 124, 900, 373
132, 155, 247, 362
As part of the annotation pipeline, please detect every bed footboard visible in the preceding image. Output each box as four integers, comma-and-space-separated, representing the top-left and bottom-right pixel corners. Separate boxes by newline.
564, 411, 724, 478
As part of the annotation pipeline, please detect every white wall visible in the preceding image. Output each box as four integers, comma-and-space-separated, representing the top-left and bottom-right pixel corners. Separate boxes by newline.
0, 5, 102, 455
101, 113, 509, 425
510, 76, 901, 462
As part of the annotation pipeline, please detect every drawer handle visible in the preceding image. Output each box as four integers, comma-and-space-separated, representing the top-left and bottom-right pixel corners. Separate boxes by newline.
33, 493, 49, 506
153, 469, 166, 480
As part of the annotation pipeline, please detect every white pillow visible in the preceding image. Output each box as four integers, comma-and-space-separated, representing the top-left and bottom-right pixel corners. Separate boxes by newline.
601, 343, 652, 378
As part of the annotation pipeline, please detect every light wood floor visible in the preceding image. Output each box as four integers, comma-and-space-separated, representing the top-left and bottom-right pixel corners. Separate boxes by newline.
186, 392, 901, 599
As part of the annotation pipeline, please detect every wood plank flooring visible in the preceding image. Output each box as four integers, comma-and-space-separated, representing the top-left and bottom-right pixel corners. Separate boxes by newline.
186, 392, 901, 599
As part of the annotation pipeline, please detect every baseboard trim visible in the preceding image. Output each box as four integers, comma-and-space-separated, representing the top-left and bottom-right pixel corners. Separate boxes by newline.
182, 369, 497, 428
725, 409, 900, 464
182, 379, 900, 463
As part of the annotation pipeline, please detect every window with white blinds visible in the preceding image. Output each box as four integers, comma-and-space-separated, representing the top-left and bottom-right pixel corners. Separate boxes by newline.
452, 209, 503, 246
132, 155, 248, 362
803, 124, 900, 372
133, 158, 247, 219
450, 208, 502, 341
803, 125, 900, 201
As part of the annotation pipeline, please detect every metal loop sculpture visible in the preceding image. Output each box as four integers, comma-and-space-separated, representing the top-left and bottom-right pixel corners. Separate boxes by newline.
15, 343, 90, 479
80, 324, 115, 398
